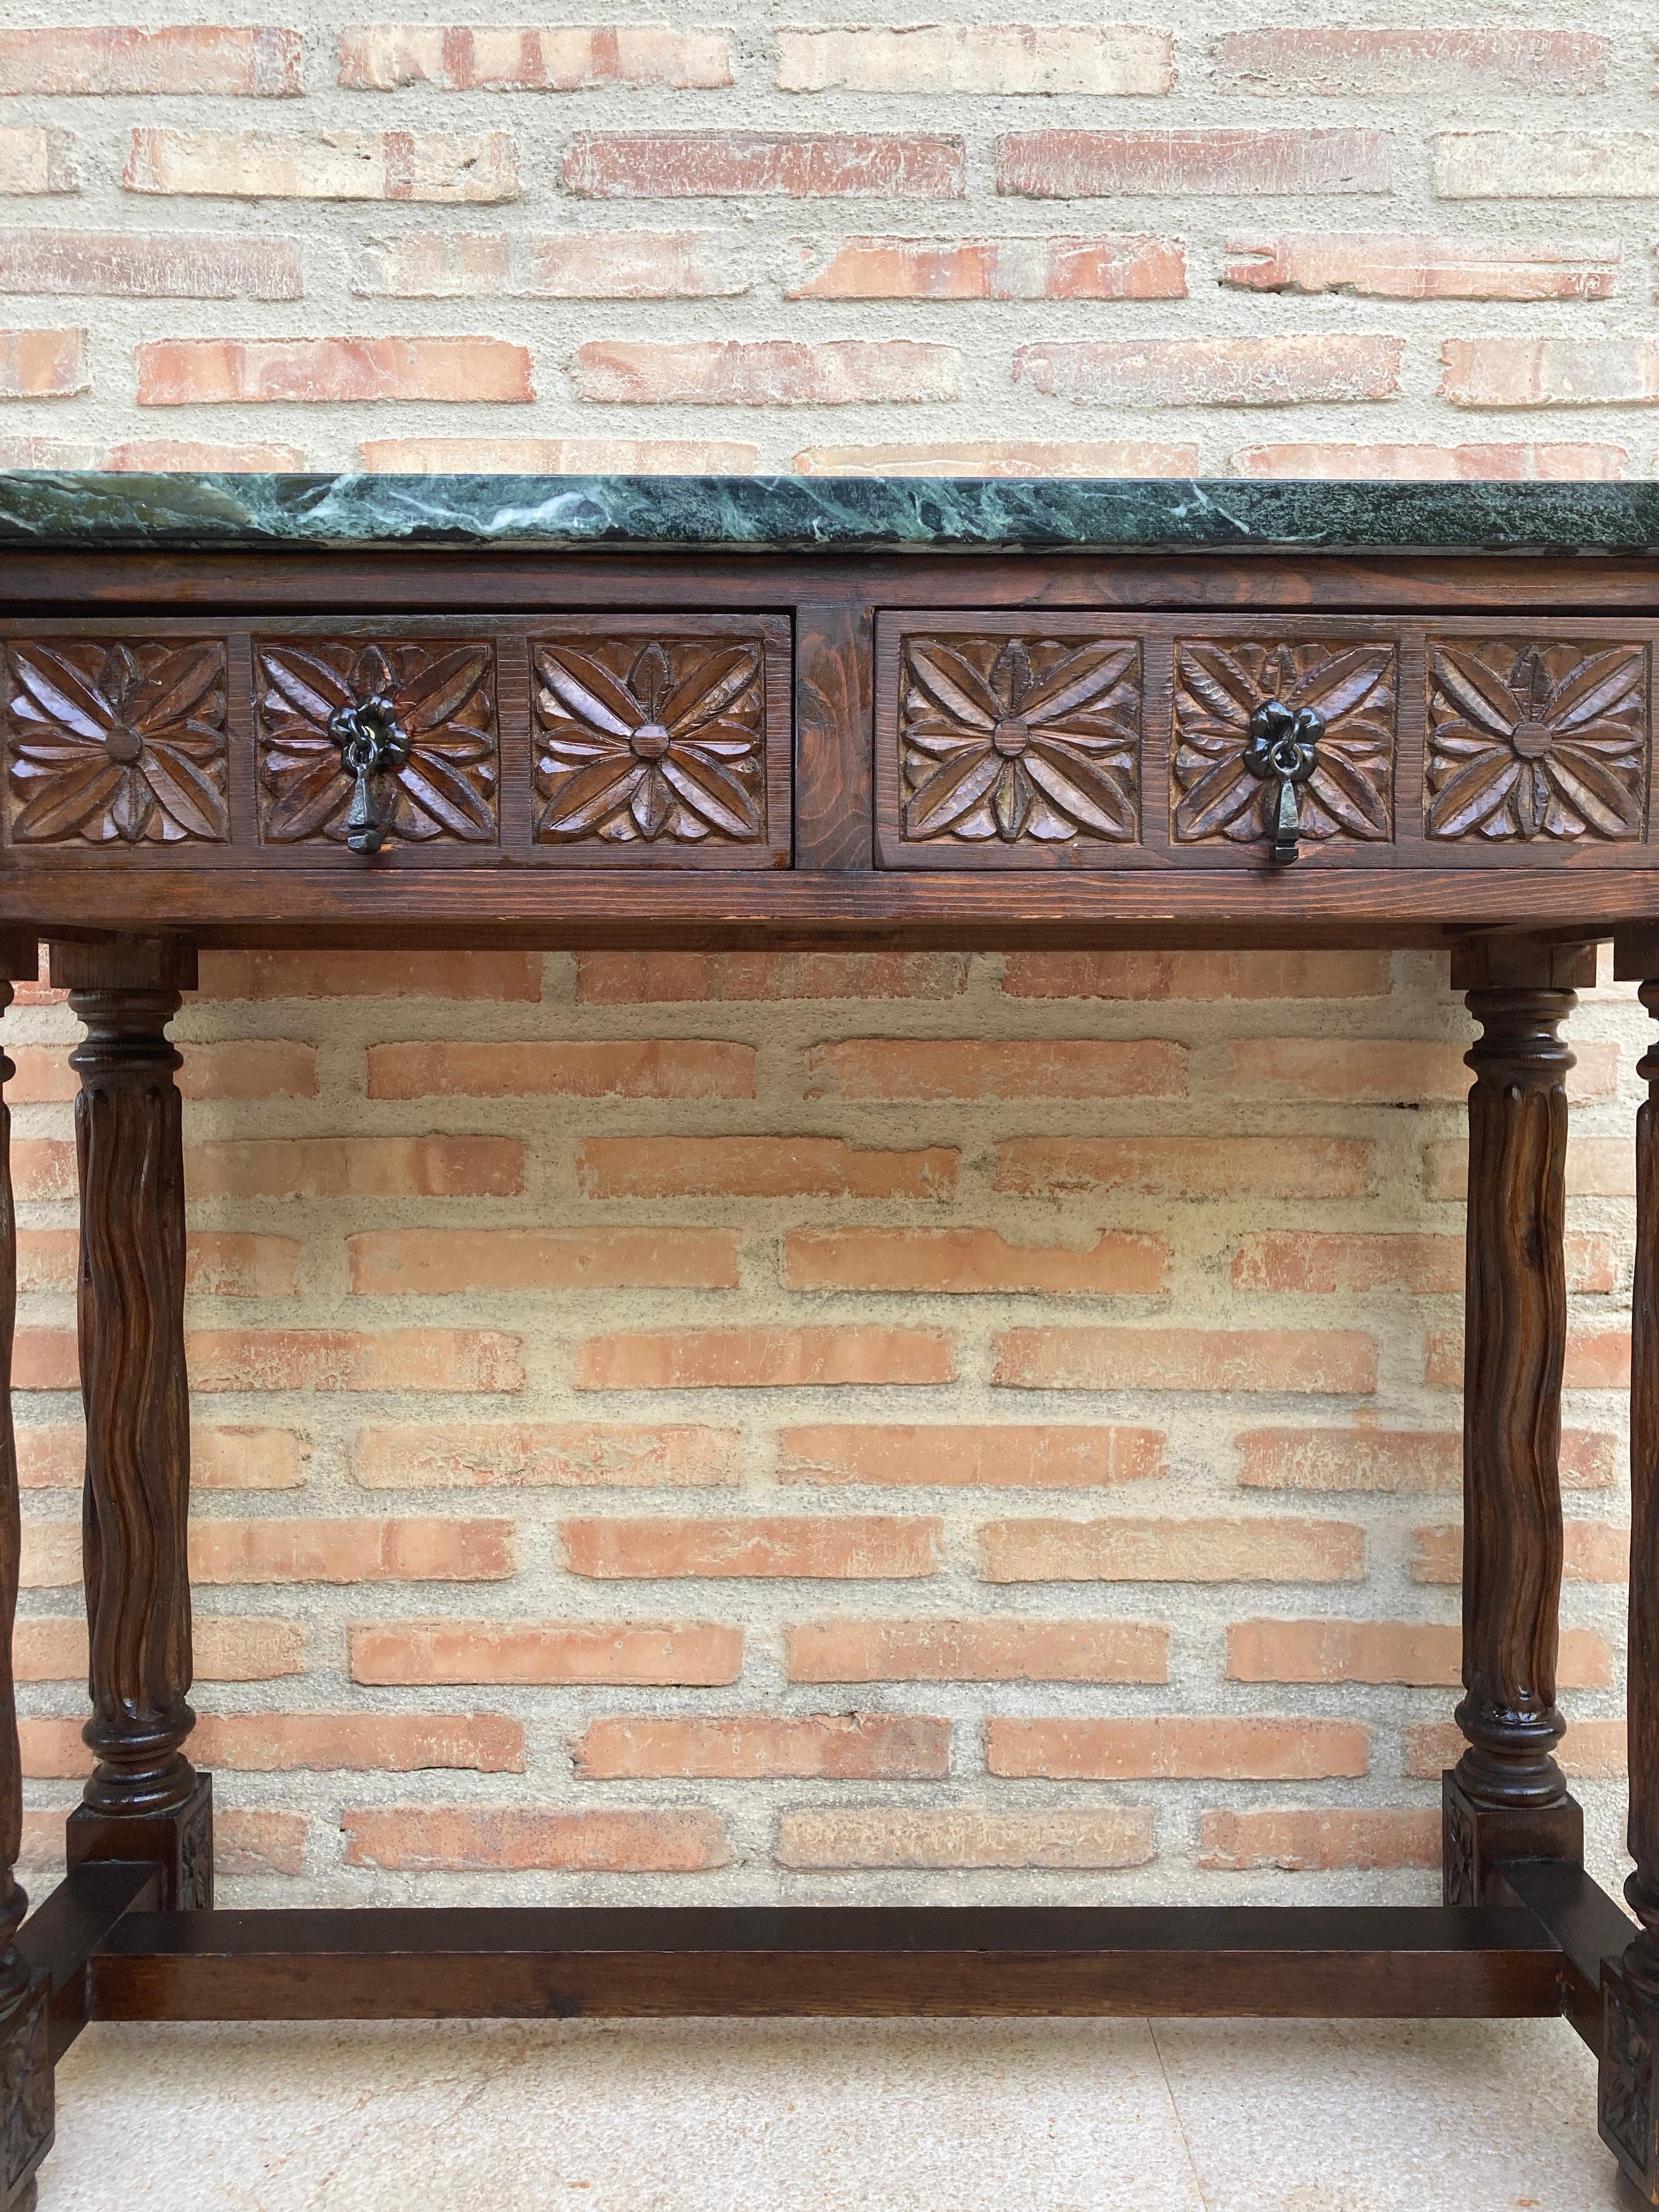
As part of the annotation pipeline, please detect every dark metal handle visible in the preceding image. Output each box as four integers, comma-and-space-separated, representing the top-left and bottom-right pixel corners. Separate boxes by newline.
327, 696, 409, 856
1243, 700, 1323, 866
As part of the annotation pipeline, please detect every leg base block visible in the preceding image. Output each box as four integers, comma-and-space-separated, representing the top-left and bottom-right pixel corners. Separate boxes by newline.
1603, 1955, 1659, 2202
66, 1772, 212, 1911
0, 1972, 52, 2211
1441, 1771, 1583, 1905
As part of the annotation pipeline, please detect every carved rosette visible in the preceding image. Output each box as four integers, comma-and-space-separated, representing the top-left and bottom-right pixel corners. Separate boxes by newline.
1172, 639, 1395, 847
534, 635, 766, 846
1426, 640, 1645, 842
898, 633, 1140, 845
256, 639, 498, 847
5, 638, 229, 845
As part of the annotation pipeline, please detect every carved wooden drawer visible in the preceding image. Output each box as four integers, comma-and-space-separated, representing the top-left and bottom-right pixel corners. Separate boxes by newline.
2, 616, 791, 870
876, 613, 1655, 869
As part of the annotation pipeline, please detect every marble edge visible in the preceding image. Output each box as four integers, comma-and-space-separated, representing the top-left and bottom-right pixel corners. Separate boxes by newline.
0, 472, 1657, 553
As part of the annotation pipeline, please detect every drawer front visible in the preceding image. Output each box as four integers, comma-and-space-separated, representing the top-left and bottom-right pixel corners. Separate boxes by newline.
877, 613, 1656, 868
3, 615, 791, 871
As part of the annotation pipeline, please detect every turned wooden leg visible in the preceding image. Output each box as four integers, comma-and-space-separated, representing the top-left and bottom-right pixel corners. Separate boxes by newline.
50, 940, 211, 1911
1442, 938, 1594, 1906
0, 938, 54, 2211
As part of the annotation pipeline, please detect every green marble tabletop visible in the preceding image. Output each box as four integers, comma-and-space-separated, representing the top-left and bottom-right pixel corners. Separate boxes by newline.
0, 471, 1657, 553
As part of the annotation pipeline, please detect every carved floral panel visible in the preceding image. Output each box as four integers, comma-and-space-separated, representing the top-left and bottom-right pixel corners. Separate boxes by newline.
1172, 638, 1396, 848
6, 637, 229, 845
1426, 640, 1645, 842
255, 637, 498, 846
897, 632, 1141, 845
533, 633, 767, 847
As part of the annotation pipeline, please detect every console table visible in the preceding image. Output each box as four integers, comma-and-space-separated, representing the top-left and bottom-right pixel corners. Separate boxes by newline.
0, 470, 1656, 2205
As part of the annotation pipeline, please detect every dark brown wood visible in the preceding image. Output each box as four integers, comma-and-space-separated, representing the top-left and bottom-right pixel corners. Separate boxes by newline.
1442, 937, 1593, 1904
15, 1860, 159, 2066
84, 1904, 1565, 2024
1489, 1858, 1635, 2056
794, 601, 872, 869
50, 936, 213, 1914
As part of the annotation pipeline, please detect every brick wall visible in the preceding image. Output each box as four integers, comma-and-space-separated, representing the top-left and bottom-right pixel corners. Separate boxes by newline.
0, 8, 1645, 1908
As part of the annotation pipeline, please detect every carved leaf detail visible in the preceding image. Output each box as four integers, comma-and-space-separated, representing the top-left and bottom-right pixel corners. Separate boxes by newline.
256, 637, 498, 847
1426, 640, 1645, 842
898, 633, 1141, 845
6, 637, 229, 845
534, 635, 766, 845
1171, 638, 1396, 847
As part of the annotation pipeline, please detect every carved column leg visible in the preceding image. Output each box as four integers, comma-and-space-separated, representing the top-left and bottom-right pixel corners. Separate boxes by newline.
0, 937, 53, 2210
51, 940, 211, 1911
1601, 934, 1659, 2198
1442, 938, 1594, 1906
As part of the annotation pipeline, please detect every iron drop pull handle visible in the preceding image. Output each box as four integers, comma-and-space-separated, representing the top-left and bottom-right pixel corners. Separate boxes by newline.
327, 695, 410, 856
1243, 699, 1324, 866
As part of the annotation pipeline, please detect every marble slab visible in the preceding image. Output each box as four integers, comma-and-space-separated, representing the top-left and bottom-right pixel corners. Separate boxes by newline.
2, 471, 1659, 553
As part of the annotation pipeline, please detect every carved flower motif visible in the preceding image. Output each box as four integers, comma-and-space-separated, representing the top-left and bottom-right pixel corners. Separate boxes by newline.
534, 637, 765, 844
899, 634, 1140, 843
7, 637, 228, 844
1426, 641, 1644, 842
1172, 640, 1395, 845
257, 640, 496, 845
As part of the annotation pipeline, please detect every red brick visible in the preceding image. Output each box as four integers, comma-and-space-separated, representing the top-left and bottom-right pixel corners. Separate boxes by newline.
1223, 232, 1616, 303
808, 1036, 1186, 1099
785, 1617, 1167, 1683
0, 26, 303, 96
352, 1420, 739, 1489
578, 1136, 956, 1200
116, 438, 311, 469
1426, 1135, 1631, 1201
1411, 1520, 1628, 1587
8, 1039, 310, 1103
15, 1614, 304, 1683
576, 950, 968, 1002
16, 1228, 299, 1300
996, 1327, 1376, 1397
1442, 337, 1659, 409
192, 1712, 522, 1773
980, 1516, 1363, 1584
1216, 30, 1607, 99
19, 1722, 91, 1780
367, 1037, 752, 1099
188, 1135, 520, 1199
998, 129, 1391, 198
20, 1523, 80, 1588
573, 1713, 950, 1780
1233, 1231, 1461, 1297
16, 1803, 307, 1877
0, 128, 78, 196
348, 1227, 739, 1296
1425, 1328, 1627, 1392
565, 132, 964, 199
789, 234, 1185, 301
1407, 1719, 1626, 1782
338, 25, 732, 91
14, 1332, 78, 1392
18, 1423, 311, 1492
0, 228, 302, 300
361, 435, 760, 471
137, 335, 533, 407
1228, 1036, 1616, 1104
0, 328, 88, 399
1227, 1618, 1610, 1690
1232, 442, 1628, 481
1002, 950, 1391, 1000
353, 225, 743, 301
1435, 134, 1659, 201
343, 1806, 729, 1872
1237, 1425, 1616, 1493
793, 439, 1200, 478
776, 1808, 1154, 1871
190, 1516, 514, 1583
578, 1327, 955, 1391
776, 25, 1172, 95
995, 1135, 1368, 1200
777, 1423, 1165, 1489
783, 1228, 1169, 1297
572, 338, 957, 406
189, 1328, 523, 1394
349, 1620, 742, 1686
199, 950, 541, 1000
125, 127, 520, 203
1199, 1808, 1438, 1874
1014, 335, 1402, 408
990, 1717, 1369, 1781
564, 1515, 940, 1580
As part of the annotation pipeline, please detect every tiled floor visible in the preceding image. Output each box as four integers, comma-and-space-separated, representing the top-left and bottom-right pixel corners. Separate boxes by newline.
34, 2014, 1624, 2210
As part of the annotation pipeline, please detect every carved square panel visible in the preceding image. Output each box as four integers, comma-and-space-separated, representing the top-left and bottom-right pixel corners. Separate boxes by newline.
1425, 639, 1646, 843
1172, 637, 1396, 851
5, 635, 230, 845
532, 618, 789, 866
882, 628, 1142, 862
255, 635, 499, 848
